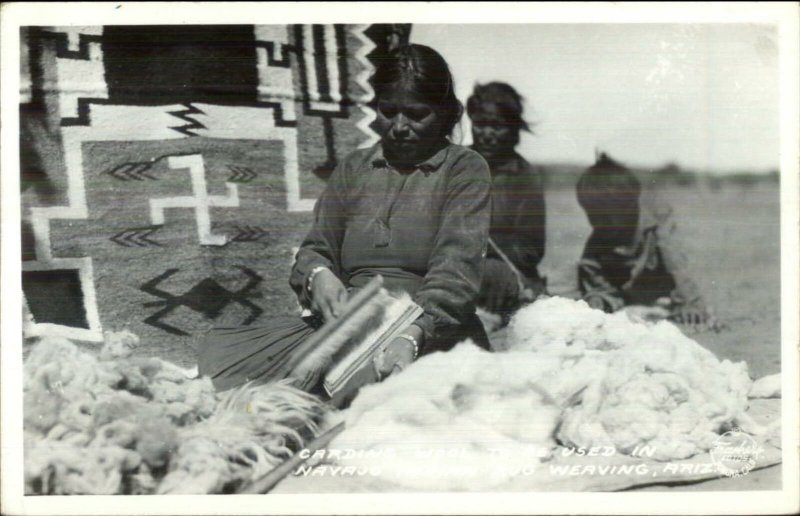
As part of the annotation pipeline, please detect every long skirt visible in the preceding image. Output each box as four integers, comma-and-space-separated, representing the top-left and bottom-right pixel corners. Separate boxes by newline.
198, 313, 490, 393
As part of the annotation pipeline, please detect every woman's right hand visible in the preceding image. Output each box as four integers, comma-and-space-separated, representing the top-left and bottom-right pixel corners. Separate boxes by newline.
310, 268, 348, 322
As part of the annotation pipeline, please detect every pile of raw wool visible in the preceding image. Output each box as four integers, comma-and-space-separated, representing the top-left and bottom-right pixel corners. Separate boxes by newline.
506, 297, 756, 460
328, 297, 761, 490
332, 343, 562, 490
23, 333, 326, 495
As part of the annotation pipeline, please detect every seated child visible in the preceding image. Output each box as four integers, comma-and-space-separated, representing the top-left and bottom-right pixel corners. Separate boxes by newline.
575, 153, 716, 330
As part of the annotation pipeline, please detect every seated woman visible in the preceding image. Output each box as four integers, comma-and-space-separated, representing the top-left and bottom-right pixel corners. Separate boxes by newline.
575, 153, 716, 330
467, 82, 547, 322
199, 44, 492, 393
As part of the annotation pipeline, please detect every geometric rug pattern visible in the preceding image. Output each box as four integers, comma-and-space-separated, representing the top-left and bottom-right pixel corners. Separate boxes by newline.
20, 24, 406, 364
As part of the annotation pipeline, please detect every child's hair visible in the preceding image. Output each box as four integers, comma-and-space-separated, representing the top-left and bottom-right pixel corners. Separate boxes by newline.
371, 44, 463, 138
466, 81, 531, 133
576, 153, 641, 214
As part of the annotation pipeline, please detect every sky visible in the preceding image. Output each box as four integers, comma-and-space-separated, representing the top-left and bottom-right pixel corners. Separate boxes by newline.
412, 24, 779, 173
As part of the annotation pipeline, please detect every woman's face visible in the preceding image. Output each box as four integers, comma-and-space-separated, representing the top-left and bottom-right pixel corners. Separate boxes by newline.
469, 106, 518, 161
375, 90, 443, 166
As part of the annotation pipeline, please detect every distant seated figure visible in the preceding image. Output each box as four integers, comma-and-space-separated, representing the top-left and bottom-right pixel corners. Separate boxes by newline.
576, 153, 715, 330
467, 82, 547, 322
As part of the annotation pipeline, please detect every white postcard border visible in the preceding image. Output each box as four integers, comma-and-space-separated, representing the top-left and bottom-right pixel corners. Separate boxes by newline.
2, 2, 798, 515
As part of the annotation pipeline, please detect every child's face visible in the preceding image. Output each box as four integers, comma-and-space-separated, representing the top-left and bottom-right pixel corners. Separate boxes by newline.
586, 201, 639, 244
376, 89, 443, 166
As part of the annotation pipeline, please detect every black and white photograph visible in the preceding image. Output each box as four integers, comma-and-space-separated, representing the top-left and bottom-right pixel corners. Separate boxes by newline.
1, 2, 798, 515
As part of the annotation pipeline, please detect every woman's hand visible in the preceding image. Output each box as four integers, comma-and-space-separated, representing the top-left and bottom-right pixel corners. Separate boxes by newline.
373, 325, 423, 379
310, 268, 348, 323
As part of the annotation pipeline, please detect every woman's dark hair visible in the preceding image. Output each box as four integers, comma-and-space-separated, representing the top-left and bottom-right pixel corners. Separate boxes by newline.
371, 44, 463, 138
466, 81, 531, 132
576, 152, 641, 214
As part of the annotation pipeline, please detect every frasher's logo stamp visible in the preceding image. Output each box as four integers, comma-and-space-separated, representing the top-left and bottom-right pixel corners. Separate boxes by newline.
710, 427, 765, 478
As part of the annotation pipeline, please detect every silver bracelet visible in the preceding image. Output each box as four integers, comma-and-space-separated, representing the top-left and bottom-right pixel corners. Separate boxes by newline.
307, 266, 329, 293
396, 334, 419, 360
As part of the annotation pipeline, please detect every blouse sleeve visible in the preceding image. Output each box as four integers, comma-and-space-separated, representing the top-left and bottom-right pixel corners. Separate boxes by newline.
289, 159, 350, 309
413, 152, 492, 347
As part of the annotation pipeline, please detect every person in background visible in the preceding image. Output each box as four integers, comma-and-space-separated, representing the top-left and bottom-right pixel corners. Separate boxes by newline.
466, 82, 547, 323
199, 44, 492, 393
576, 152, 717, 331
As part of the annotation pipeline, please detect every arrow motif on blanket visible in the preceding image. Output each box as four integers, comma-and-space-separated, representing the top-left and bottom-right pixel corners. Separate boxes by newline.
227, 165, 257, 183
106, 154, 183, 181
230, 225, 269, 242
110, 225, 164, 247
